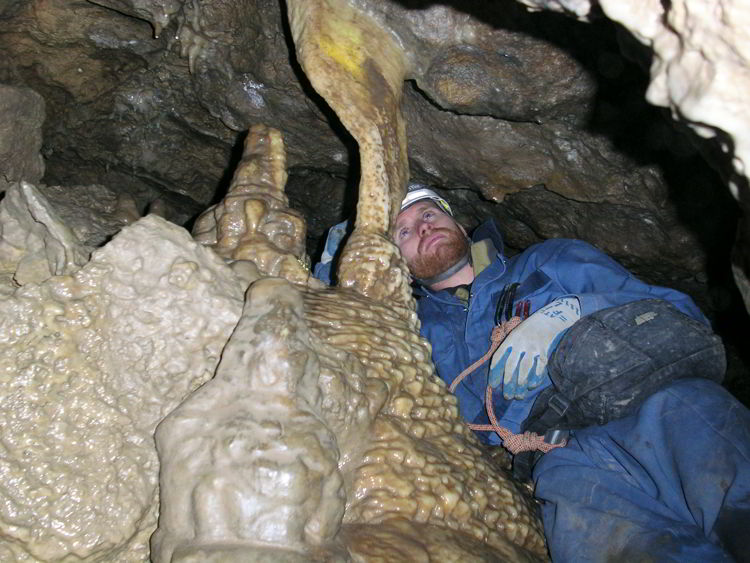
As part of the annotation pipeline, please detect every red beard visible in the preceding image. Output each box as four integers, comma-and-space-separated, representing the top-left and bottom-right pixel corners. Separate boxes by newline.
408, 228, 469, 280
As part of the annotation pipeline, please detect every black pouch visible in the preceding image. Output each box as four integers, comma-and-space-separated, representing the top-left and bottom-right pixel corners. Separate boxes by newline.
513, 299, 726, 480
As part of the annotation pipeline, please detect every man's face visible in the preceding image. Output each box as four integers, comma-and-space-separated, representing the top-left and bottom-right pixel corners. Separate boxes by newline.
393, 200, 468, 280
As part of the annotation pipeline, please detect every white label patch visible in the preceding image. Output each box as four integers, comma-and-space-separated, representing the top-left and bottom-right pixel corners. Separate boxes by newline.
635, 311, 657, 325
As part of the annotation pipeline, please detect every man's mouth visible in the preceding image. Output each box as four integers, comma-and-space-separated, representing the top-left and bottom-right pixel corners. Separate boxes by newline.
420, 231, 445, 253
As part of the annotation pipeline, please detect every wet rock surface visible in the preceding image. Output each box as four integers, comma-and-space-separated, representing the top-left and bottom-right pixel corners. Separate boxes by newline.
0, 0, 740, 289
0, 0, 748, 558
0, 213, 243, 560
0, 85, 45, 192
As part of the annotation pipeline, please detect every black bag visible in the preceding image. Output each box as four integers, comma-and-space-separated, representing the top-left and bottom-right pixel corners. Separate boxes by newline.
513, 299, 726, 480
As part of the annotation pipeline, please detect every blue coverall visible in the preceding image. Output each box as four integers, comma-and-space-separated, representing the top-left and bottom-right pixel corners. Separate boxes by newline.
416, 220, 707, 436
416, 220, 750, 561
316, 219, 750, 560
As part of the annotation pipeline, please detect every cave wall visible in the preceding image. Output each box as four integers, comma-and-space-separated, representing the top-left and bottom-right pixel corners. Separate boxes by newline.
0, 2, 735, 277
0, 0, 749, 560
2, 0, 747, 397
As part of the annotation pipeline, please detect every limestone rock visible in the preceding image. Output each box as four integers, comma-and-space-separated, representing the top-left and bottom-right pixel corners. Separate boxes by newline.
591, 0, 750, 335
0, 85, 45, 192
595, 0, 750, 196
515, 0, 592, 19
38, 183, 142, 247
0, 214, 243, 561
0, 182, 89, 291
358, 0, 596, 124
340, 519, 543, 562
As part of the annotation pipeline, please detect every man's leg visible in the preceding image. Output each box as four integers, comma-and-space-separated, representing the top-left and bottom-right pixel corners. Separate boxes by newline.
533, 378, 750, 562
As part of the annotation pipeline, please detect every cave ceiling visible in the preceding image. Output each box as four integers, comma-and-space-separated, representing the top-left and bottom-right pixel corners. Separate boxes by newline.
0, 0, 748, 392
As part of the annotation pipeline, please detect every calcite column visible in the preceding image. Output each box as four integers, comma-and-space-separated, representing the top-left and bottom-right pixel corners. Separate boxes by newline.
286, 0, 414, 314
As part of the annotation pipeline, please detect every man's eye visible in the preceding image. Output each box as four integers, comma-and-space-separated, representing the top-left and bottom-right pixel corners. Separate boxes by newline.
397, 228, 409, 240
423, 211, 434, 219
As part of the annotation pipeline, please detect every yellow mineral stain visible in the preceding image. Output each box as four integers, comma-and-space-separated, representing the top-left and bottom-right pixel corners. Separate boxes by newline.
319, 25, 365, 81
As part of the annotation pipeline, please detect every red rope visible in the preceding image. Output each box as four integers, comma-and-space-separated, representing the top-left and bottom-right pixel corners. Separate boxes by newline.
449, 318, 521, 392
449, 317, 567, 455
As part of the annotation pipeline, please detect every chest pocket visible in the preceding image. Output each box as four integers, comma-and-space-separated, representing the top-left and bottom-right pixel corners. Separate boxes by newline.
494, 270, 553, 323
422, 310, 487, 422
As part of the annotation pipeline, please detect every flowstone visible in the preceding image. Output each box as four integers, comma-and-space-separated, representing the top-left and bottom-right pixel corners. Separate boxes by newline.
0, 212, 243, 560
0, 1, 547, 560
153, 123, 547, 561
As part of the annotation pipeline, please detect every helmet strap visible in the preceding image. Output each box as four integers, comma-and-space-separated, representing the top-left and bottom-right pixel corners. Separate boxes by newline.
416, 250, 470, 287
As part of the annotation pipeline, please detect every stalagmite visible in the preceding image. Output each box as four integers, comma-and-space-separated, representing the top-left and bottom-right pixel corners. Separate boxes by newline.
152, 0, 548, 559
15, 0, 750, 560
287, 0, 413, 311
192, 124, 314, 288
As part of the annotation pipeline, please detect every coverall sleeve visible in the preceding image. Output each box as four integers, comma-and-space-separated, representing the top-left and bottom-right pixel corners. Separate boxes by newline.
312, 219, 351, 285
545, 240, 708, 325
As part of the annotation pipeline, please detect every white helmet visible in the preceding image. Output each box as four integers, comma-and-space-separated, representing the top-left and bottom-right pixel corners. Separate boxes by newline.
400, 184, 453, 216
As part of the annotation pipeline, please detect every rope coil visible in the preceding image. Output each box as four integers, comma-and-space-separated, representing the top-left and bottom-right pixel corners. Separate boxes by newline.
449, 317, 567, 455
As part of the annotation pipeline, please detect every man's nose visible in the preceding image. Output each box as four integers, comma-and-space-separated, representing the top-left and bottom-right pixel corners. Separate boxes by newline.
418, 220, 432, 237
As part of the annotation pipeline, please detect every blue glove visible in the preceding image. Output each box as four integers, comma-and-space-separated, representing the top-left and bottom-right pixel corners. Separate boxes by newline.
489, 297, 580, 400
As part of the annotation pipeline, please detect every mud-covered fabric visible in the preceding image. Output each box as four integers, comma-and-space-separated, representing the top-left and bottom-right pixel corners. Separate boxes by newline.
534, 378, 750, 562
415, 220, 708, 440
522, 298, 726, 433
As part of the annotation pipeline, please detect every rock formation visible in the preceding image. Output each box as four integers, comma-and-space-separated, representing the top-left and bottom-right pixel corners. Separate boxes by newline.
0, 209, 243, 560
0, 0, 749, 560
518, 0, 750, 347
0, 86, 45, 193
153, 122, 545, 562
2, 0, 743, 295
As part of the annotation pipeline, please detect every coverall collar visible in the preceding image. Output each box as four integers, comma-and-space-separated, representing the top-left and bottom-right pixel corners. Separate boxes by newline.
414, 218, 506, 300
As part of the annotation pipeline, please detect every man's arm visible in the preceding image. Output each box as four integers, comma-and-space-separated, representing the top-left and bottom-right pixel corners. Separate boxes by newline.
491, 239, 709, 400
312, 219, 351, 285
540, 239, 707, 324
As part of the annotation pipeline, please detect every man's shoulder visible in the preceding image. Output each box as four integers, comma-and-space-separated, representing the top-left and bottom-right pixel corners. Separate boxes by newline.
522, 237, 600, 259
471, 219, 504, 249
505, 238, 604, 277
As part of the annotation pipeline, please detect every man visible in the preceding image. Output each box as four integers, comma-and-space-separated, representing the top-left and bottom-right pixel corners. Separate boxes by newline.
316, 184, 750, 561
390, 185, 749, 562
394, 186, 709, 437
